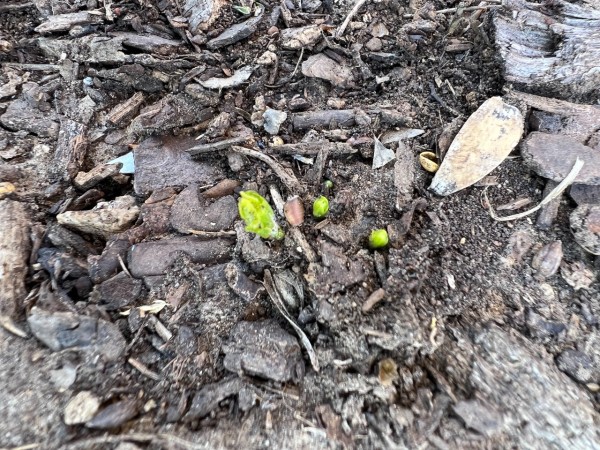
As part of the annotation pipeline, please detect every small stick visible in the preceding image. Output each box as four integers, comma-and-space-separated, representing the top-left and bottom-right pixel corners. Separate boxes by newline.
231, 146, 304, 194
187, 229, 236, 238
289, 47, 305, 79
484, 158, 583, 222
187, 136, 251, 155
0, 315, 28, 338
117, 254, 132, 278
403, 3, 502, 18
336, 0, 367, 38
128, 357, 161, 381
361, 288, 386, 313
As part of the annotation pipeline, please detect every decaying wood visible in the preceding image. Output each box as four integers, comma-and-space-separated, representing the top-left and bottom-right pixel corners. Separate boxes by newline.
111, 32, 185, 56
495, 0, 600, 97
292, 110, 356, 130
231, 146, 304, 194
0, 200, 31, 335
35, 11, 104, 34
74, 163, 121, 190
267, 141, 357, 156
506, 90, 600, 145
107, 92, 145, 126
49, 119, 87, 182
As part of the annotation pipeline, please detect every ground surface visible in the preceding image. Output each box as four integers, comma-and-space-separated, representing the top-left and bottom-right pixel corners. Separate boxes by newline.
1, 0, 600, 449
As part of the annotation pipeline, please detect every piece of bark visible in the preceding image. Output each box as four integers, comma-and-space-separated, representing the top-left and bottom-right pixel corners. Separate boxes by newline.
35, 11, 104, 34
536, 180, 561, 230
521, 132, 600, 185
268, 141, 357, 156
292, 110, 356, 130
302, 53, 354, 87
111, 32, 185, 56
394, 141, 415, 211
506, 90, 600, 145
183, 0, 228, 33
128, 237, 232, 277
134, 135, 223, 196
47, 223, 99, 256
0, 200, 30, 321
185, 377, 244, 421
49, 119, 87, 182
74, 163, 121, 190
106, 92, 145, 126
0, 98, 59, 138
128, 94, 214, 136
494, 0, 600, 97
206, 11, 263, 49
280, 25, 322, 49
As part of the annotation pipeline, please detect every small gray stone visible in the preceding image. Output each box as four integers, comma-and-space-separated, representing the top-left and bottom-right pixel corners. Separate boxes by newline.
365, 37, 383, 52
133, 135, 223, 196
64, 391, 101, 425
263, 108, 287, 135
170, 186, 237, 233
128, 236, 232, 277
27, 308, 94, 352
223, 320, 304, 382
225, 262, 264, 301
0, 98, 59, 138
95, 319, 127, 361
452, 400, 504, 437
50, 363, 78, 391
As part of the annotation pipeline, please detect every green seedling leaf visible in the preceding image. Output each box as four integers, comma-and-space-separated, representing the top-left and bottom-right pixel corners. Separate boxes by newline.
238, 190, 284, 240
233, 5, 252, 14
312, 196, 329, 219
369, 229, 389, 249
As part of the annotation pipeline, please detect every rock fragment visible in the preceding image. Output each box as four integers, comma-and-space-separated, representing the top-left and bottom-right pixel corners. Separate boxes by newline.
531, 241, 563, 280
64, 391, 101, 425
200, 66, 255, 90
280, 25, 322, 49
263, 108, 287, 135
96, 272, 143, 310
185, 377, 244, 420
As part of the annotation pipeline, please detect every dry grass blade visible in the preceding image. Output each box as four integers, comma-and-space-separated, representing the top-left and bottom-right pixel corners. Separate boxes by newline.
263, 270, 320, 372
484, 158, 584, 222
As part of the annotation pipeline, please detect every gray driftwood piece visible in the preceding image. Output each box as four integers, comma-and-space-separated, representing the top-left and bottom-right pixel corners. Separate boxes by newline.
267, 142, 357, 156
0, 200, 30, 327
35, 11, 104, 34
495, 0, 600, 97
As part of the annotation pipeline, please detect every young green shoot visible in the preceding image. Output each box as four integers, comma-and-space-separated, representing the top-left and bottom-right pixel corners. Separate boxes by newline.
312, 196, 329, 219
369, 229, 389, 249
238, 190, 284, 240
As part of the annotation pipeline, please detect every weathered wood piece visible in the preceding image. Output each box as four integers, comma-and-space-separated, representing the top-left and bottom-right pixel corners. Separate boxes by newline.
506, 90, 600, 145
49, 118, 87, 182
292, 110, 356, 130
394, 141, 415, 210
111, 32, 185, 56
107, 92, 145, 126
183, 0, 228, 33
494, 0, 600, 97
187, 136, 251, 155
521, 132, 600, 185
35, 11, 104, 34
267, 141, 357, 156
74, 163, 121, 190
0, 200, 30, 331
206, 11, 263, 50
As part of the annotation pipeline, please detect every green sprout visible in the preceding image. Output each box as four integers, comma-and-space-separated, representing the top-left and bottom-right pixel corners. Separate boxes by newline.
313, 196, 329, 219
324, 180, 334, 190
369, 229, 389, 249
238, 190, 284, 240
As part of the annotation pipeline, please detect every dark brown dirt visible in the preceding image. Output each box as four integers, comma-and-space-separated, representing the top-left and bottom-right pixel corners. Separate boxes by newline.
1, 1, 600, 449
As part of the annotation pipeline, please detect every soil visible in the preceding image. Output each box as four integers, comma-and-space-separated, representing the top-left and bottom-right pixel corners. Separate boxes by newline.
1, 1, 600, 449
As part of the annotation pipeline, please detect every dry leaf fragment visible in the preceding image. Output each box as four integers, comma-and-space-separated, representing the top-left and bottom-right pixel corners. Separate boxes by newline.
430, 97, 523, 196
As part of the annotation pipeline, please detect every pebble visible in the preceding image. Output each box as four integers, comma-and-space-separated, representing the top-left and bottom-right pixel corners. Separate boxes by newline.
64, 391, 101, 425
263, 108, 287, 135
